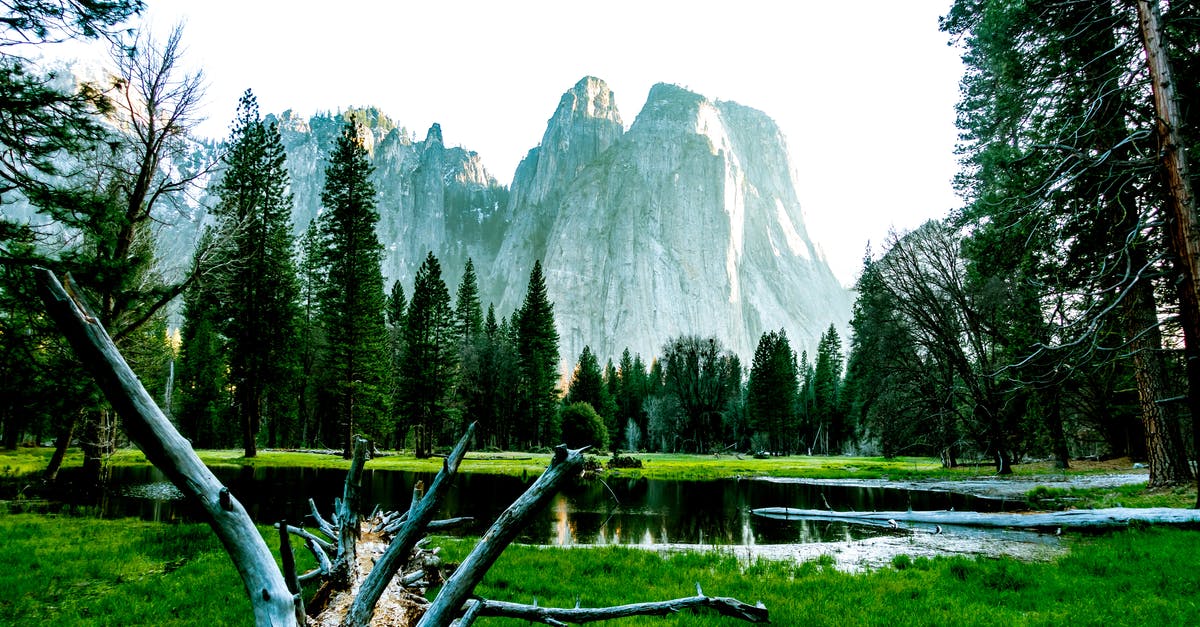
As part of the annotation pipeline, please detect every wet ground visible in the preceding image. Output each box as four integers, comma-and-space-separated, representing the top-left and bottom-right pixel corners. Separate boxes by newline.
644, 472, 1150, 571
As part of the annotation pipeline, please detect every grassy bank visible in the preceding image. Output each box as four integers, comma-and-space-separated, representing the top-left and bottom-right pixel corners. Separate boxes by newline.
1, 512, 1197, 625
6, 445, 1193, 508
0, 445, 1155, 481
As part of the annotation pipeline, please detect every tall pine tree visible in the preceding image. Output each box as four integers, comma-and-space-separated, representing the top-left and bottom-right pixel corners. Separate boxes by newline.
315, 121, 389, 457
211, 90, 300, 456
515, 260, 560, 448
401, 252, 458, 458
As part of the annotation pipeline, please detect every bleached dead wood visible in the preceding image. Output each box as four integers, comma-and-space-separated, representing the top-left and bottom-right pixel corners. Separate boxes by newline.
342, 424, 476, 627
33, 268, 300, 626
751, 507, 1200, 529
416, 445, 586, 627
459, 584, 769, 625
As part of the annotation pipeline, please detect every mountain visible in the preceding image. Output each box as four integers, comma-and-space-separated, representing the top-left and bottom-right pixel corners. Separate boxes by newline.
491, 78, 852, 366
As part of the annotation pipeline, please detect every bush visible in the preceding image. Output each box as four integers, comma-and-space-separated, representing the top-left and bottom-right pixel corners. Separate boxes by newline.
607, 452, 643, 469
560, 402, 608, 450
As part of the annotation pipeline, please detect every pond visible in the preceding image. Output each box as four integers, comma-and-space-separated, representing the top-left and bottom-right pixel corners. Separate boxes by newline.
51, 464, 1025, 549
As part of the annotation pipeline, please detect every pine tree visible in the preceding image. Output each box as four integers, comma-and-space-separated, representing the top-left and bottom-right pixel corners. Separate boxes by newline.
565, 346, 615, 440
176, 237, 229, 448
812, 325, 845, 454
453, 258, 484, 344
210, 90, 300, 456
385, 280, 408, 448
401, 252, 458, 457
747, 329, 799, 454
314, 121, 390, 457
296, 220, 327, 447
515, 260, 561, 447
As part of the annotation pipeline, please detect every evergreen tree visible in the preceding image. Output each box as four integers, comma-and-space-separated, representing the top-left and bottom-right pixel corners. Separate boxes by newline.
401, 252, 458, 457
210, 90, 300, 456
515, 260, 560, 447
942, 0, 1197, 483
314, 121, 390, 457
175, 238, 229, 448
386, 280, 408, 447
747, 329, 799, 454
812, 325, 845, 454
0, 0, 142, 241
565, 346, 615, 443
453, 258, 484, 344
295, 220, 327, 447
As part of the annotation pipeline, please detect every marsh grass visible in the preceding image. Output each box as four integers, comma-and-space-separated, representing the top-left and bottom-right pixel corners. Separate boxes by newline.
1, 513, 1198, 625
433, 529, 1200, 625
1026, 483, 1197, 509
0, 513, 315, 626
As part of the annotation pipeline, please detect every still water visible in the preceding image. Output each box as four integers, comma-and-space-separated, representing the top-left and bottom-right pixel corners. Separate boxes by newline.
54, 465, 1020, 547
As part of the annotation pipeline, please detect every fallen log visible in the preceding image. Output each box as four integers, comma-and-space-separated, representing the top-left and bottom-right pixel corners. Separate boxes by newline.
460, 583, 768, 625
751, 507, 1200, 530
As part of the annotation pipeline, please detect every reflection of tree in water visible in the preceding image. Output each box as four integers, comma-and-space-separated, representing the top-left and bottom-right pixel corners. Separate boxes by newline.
63, 467, 1009, 547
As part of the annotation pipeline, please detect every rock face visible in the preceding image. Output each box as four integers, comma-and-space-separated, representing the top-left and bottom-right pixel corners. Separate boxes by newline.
492, 79, 851, 367
269, 108, 509, 298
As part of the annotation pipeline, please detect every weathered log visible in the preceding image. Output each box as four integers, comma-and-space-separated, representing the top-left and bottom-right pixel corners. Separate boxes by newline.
417, 445, 586, 627
278, 520, 306, 625
460, 585, 769, 625
310, 498, 338, 541
342, 424, 476, 627
751, 506, 1200, 529
277, 523, 336, 554
333, 438, 369, 587
424, 517, 474, 532
33, 268, 298, 626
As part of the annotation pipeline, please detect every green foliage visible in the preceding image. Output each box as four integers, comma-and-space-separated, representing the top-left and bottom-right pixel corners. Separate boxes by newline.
560, 401, 608, 450
515, 260, 560, 447
660, 335, 742, 453
452, 257, 483, 343
313, 121, 390, 456
401, 252, 458, 457
207, 90, 301, 455
747, 329, 799, 453
564, 346, 614, 432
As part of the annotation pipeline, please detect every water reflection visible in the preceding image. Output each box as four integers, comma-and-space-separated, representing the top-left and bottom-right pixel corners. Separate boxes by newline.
53, 466, 1020, 548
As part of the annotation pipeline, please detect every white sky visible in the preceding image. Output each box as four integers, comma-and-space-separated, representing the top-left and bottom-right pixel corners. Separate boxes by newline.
83, 0, 967, 287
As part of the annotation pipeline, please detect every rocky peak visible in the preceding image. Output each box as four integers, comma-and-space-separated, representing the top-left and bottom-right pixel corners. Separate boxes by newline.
423, 122, 444, 147
519, 75, 624, 209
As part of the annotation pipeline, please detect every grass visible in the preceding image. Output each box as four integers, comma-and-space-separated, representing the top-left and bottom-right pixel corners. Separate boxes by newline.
1025, 482, 1198, 509
7, 445, 1196, 509
1, 445, 1147, 481
1, 511, 1198, 625
430, 529, 1200, 625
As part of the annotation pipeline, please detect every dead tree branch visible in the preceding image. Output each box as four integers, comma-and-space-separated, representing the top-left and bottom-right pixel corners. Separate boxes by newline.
32, 267, 298, 626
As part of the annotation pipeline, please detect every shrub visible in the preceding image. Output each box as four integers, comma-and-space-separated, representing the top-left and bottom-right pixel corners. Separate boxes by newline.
560, 402, 608, 450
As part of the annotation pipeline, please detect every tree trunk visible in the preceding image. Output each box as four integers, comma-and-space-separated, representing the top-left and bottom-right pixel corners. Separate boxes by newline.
1047, 392, 1070, 469
1134, 0, 1200, 498
42, 411, 79, 482
1124, 277, 1191, 486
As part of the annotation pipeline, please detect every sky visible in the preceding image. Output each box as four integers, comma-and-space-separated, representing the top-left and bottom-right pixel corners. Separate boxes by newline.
56, 0, 967, 287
